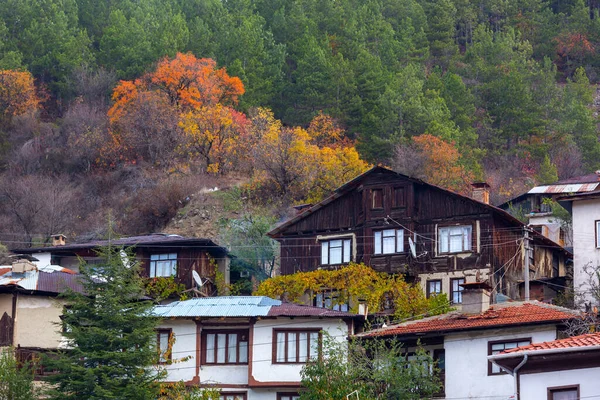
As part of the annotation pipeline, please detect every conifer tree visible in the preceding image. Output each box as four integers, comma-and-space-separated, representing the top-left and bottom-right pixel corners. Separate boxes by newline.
45, 245, 163, 400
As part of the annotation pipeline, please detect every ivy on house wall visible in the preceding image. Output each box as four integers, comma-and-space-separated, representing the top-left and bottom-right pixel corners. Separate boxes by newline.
255, 263, 451, 319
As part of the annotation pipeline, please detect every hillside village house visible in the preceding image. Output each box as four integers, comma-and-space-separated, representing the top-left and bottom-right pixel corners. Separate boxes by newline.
0, 256, 84, 373
13, 233, 230, 295
152, 296, 360, 400
356, 284, 580, 400
489, 332, 600, 400
268, 166, 571, 306
556, 191, 600, 309
499, 171, 600, 248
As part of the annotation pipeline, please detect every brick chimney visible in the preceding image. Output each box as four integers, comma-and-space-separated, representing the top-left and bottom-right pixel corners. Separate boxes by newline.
461, 281, 492, 314
52, 234, 67, 246
471, 182, 491, 205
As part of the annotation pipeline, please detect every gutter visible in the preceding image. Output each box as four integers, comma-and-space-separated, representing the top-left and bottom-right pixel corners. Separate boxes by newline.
487, 344, 600, 361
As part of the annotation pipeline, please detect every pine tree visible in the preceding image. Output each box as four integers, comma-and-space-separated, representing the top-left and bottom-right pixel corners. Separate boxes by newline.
45, 245, 163, 400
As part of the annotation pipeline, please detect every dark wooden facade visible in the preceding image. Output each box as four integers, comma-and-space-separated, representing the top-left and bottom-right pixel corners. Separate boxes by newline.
269, 167, 570, 299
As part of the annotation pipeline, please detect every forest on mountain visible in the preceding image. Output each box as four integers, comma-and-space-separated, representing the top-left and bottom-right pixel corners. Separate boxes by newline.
0, 0, 598, 249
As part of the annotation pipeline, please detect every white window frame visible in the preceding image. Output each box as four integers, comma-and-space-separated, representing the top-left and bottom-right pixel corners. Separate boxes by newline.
374, 229, 404, 255
438, 225, 472, 254
149, 253, 177, 277
321, 238, 352, 265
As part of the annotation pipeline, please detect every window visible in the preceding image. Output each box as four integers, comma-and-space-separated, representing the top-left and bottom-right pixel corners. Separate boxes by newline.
277, 393, 300, 400
157, 329, 172, 364
374, 229, 404, 255
371, 189, 383, 209
596, 220, 600, 248
488, 338, 531, 375
150, 253, 177, 277
321, 238, 351, 265
426, 280, 442, 298
438, 226, 472, 254
203, 330, 249, 365
450, 278, 465, 304
274, 329, 321, 363
392, 187, 405, 208
219, 393, 246, 400
314, 291, 349, 311
548, 385, 579, 400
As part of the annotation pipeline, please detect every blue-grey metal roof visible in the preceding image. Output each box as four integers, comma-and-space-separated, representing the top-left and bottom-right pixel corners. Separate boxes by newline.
152, 296, 282, 318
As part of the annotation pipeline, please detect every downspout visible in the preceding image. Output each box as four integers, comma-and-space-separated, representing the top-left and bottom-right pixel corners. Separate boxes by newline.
509, 354, 528, 400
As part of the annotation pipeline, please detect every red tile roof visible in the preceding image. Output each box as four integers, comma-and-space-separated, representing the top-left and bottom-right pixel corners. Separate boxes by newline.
359, 302, 579, 338
502, 332, 600, 354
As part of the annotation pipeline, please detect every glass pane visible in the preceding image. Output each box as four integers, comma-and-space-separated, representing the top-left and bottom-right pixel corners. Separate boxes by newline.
321, 242, 328, 264
217, 334, 226, 363
449, 234, 463, 252
150, 254, 159, 261
383, 229, 395, 237
396, 230, 404, 252
518, 341, 531, 347
309, 332, 319, 358
330, 246, 342, 264
228, 334, 237, 363
439, 229, 449, 253
491, 363, 500, 374
343, 239, 351, 262
552, 389, 578, 400
150, 262, 157, 278
239, 340, 248, 363
491, 343, 505, 351
288, 333, 297, 362
374, 231, 382, 255
330, 240, 342, 248
277, 332, 286, 362
299, 332, 308, 362
383, 236, 395, 254
206, 334, 215, 363
463, 227, 471, 250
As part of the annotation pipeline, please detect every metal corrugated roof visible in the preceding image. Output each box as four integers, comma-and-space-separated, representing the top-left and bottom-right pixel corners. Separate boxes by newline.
0, 265, 84, 293
152, 296, 357, 318
152, 296, 282, 318
528, 183, 599, 194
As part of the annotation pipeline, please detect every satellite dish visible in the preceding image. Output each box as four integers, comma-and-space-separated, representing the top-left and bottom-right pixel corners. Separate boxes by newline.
192, 270, 204, 289
408, 237, 417, 258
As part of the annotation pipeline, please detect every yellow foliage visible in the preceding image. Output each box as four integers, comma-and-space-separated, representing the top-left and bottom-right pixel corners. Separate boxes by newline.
255, 263, 450, 319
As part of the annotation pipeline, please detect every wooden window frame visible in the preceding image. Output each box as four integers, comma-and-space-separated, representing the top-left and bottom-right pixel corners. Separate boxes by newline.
438, 225, 473, 254
374, 229, 404, 255
547, 385, 580, 400
320, 238, 352, 265
426, 280, 442, 298
392, 186, 405, 208
272, 328, 322, 364
450, 278, 465, 304
149, 253, 178, 278
157, 328, 173, 364
487, 337, 531, 375
277, 393, 301, 400
313, 289, 349, 311
371, 188, 384, 209
202, 329, 249, 365
219, 392, 247, 400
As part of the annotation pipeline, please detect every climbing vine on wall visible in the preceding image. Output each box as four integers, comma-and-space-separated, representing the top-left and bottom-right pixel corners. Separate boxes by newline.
254, 263, 451, 319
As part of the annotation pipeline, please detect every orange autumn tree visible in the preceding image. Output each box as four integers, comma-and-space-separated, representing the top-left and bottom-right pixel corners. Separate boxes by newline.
411, 134, 474, 194
0, 70, 40, 121
107, 53, 246, 172
248, 108, 370, 203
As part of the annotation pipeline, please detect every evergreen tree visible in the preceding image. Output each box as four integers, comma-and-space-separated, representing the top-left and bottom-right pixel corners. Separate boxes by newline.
45, 245, 163, 400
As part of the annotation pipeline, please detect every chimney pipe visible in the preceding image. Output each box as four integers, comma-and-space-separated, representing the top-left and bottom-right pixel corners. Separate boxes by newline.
461, 281, 492, 314
52, 234, 67, 246
471, 182, 491, 205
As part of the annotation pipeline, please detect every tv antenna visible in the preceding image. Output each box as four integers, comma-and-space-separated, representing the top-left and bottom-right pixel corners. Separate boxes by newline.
192, 270, 205, 289
408, 237, 417, 258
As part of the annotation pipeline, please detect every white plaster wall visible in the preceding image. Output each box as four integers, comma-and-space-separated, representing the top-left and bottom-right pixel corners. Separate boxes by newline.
0, 293, 12, 316
444, 326, 557, 400
418, 268, 490, 310
572, 199, 600, 307
31, 253, 52, 269
251, 318, 348, 384
159, 320, 196, 382
201, 364, 248, 385
14, 295, 66, 348
520, 367, 600, 400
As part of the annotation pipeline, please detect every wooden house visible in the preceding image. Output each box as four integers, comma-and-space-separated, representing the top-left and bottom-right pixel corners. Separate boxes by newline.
268, 167, 571, 303
12, 234, 230, 296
